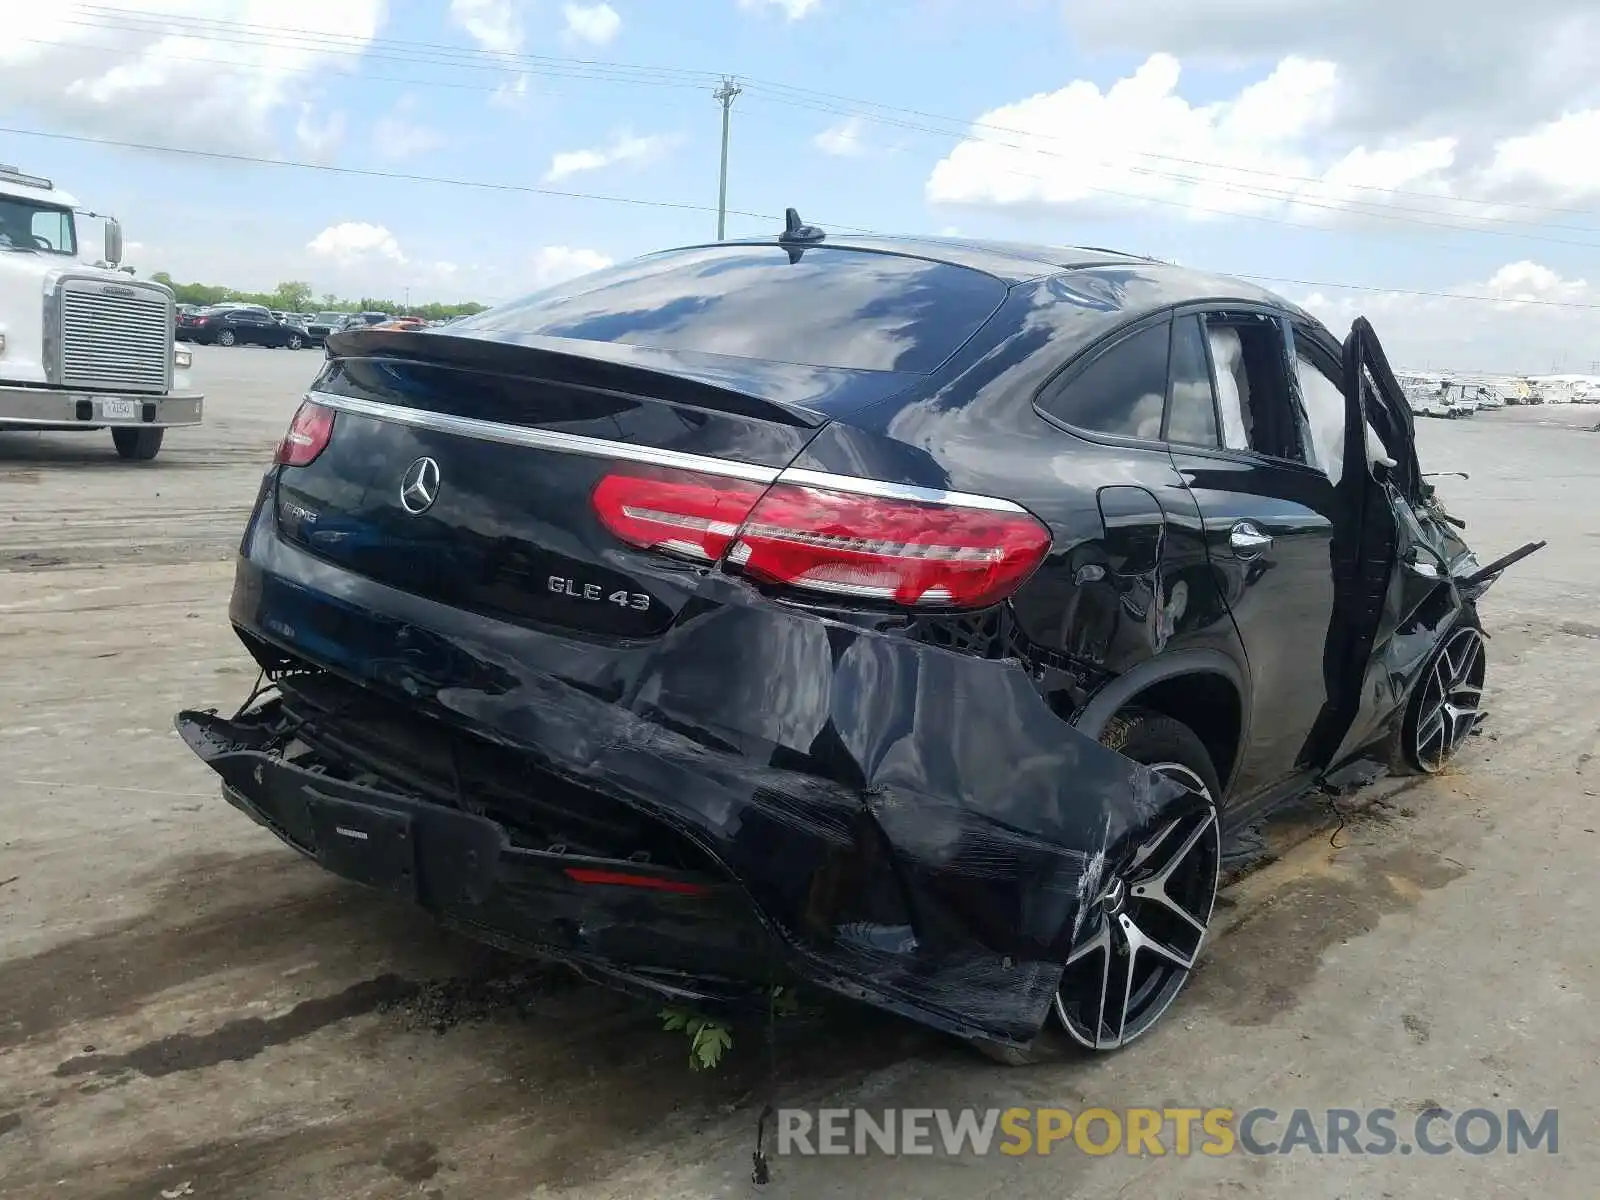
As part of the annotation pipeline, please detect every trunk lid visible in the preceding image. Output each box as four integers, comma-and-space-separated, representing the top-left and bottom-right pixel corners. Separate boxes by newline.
274, 330, 901, 638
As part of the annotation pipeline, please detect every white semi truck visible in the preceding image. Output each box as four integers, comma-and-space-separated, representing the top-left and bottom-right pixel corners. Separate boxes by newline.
0, 163, 201, 461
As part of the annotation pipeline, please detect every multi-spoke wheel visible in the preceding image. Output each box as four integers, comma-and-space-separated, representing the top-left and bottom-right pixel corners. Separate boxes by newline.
1401, 623, 1486, 774
1054, 763, 1221, 1050
975, 710, 1224, 1065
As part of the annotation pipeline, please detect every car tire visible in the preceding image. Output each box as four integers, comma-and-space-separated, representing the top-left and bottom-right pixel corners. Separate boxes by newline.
286, 333, 304, 350
1384, 613, 1486, 776
974, 708, 1223, 1064
217, 329, 236, 347
112, 427, 164, 461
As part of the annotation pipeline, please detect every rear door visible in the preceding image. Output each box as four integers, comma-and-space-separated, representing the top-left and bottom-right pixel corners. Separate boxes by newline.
1164, 307, 1342, 801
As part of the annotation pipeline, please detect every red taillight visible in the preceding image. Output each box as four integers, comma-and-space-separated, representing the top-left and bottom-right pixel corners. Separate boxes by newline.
730, 482, 1051, 608
563, 867, 711, 896
591, 467, 767, 562
193, 317, 208, 325
591, 466, 1051, 610
274, 400, 335, 467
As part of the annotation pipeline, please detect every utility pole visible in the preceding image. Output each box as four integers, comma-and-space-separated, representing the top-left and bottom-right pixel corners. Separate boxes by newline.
713, 76, 741, 241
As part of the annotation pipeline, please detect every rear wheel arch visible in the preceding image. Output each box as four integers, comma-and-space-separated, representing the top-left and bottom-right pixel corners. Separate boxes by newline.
1073, 652, 1247, 795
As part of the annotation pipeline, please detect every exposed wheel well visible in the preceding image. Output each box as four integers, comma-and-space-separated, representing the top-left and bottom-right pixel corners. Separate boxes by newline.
1114, 673, 1242, 791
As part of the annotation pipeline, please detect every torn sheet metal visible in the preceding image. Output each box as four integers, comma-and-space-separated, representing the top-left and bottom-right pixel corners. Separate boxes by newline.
182, 550, 1191, 1047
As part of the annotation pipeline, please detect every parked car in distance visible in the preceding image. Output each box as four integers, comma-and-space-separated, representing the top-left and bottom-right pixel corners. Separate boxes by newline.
304, 312, 348, 346
338, 311, 392, 331
183, 304, 308, 349
373, 315, 428, 331
177, 221, 1543, 1064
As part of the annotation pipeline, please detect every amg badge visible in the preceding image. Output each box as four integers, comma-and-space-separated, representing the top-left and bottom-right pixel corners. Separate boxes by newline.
548, 575, 650, 610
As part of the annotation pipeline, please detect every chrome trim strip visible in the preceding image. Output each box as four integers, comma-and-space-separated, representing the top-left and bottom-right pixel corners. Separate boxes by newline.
311, 392, 1031, 514
309, 391, 782, 484
775, 467, 1030, 514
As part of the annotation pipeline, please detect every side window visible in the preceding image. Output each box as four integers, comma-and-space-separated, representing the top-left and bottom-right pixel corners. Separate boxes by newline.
1164, 316, 1220, 447
31, 210, 69, 252
1039, 320, 1170, 440
1293, 348, 1347, 485
1202, 313, 1306, 463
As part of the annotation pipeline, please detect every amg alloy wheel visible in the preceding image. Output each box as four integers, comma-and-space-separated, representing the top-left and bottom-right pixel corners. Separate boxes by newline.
1053, 762, 1222, 1050
1404, 624, 1486, 773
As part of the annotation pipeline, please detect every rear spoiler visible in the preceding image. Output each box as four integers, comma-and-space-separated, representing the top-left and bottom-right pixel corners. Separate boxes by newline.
324, 326, 838, 429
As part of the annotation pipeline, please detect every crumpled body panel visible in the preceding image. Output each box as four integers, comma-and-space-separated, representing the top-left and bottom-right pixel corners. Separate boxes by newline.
199, 514, 1194, 1047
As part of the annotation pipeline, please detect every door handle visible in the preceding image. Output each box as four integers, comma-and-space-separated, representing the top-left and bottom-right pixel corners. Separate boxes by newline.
1229, 521, 1274, 558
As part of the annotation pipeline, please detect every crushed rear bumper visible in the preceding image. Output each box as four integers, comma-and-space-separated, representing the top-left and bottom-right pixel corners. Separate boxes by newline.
179, 519, 1197, 1049
178, 708, 778, 1008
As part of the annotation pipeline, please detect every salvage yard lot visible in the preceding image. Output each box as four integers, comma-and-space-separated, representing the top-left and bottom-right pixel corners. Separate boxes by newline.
1, 345, 1597, 1199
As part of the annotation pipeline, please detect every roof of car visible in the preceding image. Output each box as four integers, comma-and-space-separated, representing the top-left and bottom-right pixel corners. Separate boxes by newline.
703, 232, 1308, 319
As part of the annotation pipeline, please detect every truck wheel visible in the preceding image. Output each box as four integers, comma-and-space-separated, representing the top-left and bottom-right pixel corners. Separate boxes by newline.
112, 427, 164, 461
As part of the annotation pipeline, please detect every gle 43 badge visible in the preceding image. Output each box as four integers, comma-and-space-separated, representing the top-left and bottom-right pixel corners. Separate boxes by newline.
548, 575, 651, 611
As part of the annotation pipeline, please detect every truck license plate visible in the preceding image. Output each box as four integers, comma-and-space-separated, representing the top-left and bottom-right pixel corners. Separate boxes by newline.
98, 398, 138, 420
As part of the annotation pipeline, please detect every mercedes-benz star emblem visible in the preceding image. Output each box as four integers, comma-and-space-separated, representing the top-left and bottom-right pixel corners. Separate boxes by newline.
399, 456, 441, 515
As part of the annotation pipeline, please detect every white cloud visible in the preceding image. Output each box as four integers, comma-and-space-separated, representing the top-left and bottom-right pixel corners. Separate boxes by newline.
544, 131, 680, 182
530, 246, 614, 287
1060, 0, 1600, 138
307, 222, 406, 266
813, 117, 866, 157
450, 0, 524, 54
927, 53, 1600, 225
0, 0, 384, 153
372, 97, 443, 161
563, 3, 622, 45
1296, 261, 1600, 373
294, 105, 346, 160
737, 0, 821, 18
1477, 110, 1600, 204
490, 73, 532, 110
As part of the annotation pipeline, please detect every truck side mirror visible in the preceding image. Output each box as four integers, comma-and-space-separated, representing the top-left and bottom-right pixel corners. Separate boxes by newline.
104, 218, 124, 267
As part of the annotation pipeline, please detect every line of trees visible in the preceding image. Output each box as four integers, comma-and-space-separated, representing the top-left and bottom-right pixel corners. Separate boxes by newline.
147, 274, 489, 322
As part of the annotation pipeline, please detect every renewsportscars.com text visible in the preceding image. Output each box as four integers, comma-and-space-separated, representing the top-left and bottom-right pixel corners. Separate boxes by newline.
777, 1106, 1559, 1157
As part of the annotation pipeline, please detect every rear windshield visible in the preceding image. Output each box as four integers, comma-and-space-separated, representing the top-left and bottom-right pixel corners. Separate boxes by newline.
454, 245, 1008, 373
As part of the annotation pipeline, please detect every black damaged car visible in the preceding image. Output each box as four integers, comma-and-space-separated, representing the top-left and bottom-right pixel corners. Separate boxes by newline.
177, 215, 1540, 1060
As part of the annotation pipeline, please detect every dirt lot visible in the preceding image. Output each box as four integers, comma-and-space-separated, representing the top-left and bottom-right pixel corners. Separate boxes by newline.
2, 346, 1596, 1199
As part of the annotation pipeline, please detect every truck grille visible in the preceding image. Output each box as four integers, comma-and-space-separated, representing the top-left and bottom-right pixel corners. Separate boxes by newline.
58, 280, 171, 393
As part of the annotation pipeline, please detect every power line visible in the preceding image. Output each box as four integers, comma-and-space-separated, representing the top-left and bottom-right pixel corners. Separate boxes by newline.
40, 16, 1594, 248
0, 124, 778, 223
734, 90, 1600, 245
1232, 273, 1600, 311
7, 122, 1597, 315
69, 6, 715, 89
13, 35, 709, 106
41, 22, 1592, 249
72, 3, 1600, 228
728, 81, 1600, 221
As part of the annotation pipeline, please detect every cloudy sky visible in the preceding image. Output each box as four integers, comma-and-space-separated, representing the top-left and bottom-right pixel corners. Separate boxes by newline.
6, 0, 1600, 371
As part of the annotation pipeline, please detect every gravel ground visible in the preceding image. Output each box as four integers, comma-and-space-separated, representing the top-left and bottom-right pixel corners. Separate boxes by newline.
1, 346, 1595, 1198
